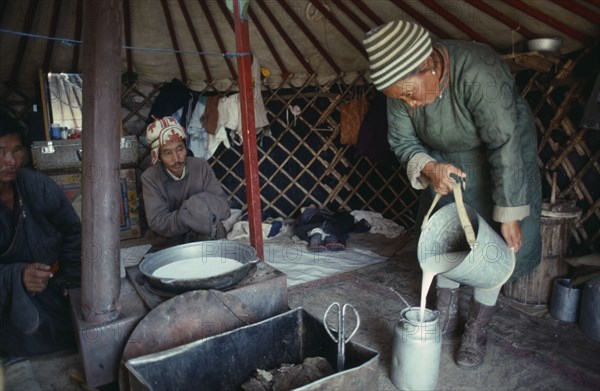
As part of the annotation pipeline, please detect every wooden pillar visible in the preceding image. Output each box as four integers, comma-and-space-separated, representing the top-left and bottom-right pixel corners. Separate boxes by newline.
80, 0, 122, 323
233, 0, 264, 260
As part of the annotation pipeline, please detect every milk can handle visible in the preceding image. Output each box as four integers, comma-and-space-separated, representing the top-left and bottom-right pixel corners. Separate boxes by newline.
421, 182, 477, 247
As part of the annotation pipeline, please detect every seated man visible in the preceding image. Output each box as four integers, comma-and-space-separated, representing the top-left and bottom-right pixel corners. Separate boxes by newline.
142, 116, 231, 251
0, 109, 81, 358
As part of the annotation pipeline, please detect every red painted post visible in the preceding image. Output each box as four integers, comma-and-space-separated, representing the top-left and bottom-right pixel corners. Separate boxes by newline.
233, 0, 264, 260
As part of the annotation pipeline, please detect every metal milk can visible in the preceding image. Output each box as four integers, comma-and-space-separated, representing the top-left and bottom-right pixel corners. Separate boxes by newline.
391, 307, 441, 391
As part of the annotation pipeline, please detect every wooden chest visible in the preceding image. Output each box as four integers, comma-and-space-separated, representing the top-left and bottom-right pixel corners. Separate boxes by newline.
31, 136, 139, 171
48, 168, 142, 240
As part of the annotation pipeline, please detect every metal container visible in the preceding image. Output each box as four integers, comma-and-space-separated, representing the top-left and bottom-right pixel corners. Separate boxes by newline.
419, 203, 514, 290
124, 308, 379, 391
549, 278, 581, 322
526, 38, 562, 53
391, 307, 441, 391
503, 200, 581, 305
579, 277, 600, 342
138, 240, 260, 292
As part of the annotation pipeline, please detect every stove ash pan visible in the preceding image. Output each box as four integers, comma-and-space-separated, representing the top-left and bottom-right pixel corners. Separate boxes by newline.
124, 308, 379, 391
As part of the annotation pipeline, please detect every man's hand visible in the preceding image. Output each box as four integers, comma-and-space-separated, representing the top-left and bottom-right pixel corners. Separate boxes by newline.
22, 263, 53, 293
501, 221, 522, 253
422, 162, 466, 195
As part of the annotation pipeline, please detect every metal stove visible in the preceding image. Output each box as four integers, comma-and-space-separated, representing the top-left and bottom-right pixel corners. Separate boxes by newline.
70, 260, 288, 388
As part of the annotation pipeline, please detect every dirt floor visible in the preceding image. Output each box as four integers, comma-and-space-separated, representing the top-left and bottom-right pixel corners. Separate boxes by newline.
2, 235, 599, 390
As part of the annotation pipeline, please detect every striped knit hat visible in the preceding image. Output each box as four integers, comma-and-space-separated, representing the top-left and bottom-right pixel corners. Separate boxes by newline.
363, 20, 432, 90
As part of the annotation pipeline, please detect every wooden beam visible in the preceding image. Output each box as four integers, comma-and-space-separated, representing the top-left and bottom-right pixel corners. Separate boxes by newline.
275, 0, 339, 73
214, 0, 235, 29
197, 0, 237, 79
388, 0, 452, 39
233, 0, 264, 260
42, 0, 62, 72
350, 0, 385, 26
70, 0, 83, 72
465, 0, 536, 39
330, 0, 371, 34
248, 7, 289, 77
256, 0, 314, 74
549, 0, 600, 26
177, 0, 212, 81
0, 0, 9, 24
308, 0, 367, 58
123, 0, 134, 80
9, 0, 39, 83
504, 0, 595, 45
159, 0, 187, 82
421, 0, 492, 47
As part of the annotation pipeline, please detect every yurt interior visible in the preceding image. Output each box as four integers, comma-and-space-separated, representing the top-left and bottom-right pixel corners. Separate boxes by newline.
1, 1, 599, 390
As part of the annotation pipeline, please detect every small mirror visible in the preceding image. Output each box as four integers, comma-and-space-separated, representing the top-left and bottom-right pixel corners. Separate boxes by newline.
39, 71, 83, 140
47, 72, 83, 130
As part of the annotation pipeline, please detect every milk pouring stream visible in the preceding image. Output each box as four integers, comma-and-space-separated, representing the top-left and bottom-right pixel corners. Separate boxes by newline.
419, 251, 470, 321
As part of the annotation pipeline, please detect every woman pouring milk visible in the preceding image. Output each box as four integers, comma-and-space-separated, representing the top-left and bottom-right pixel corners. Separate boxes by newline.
363, 21, 542, 368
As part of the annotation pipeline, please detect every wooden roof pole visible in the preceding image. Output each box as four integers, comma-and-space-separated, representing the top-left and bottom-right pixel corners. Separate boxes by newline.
389, 0, 451, 39
70, 0, 83, 72
42, 0, 62, 72
466, 0, 536, 39
308, 0, 368, 57
549, 0, 600, 25
159, 0, 187, 82
198, 0, 237, 79
255, 0, 314, 74
504, 0, 594, 45
248, 7, 289, 77
421, 0, 492, 46
123, 0, 134, 80
9, 0, 38, 83
233, 0, 264, 260
178, 0, 213, 82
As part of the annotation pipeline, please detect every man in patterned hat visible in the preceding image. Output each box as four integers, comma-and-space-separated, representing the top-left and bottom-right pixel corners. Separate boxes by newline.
141, 116, 230, 250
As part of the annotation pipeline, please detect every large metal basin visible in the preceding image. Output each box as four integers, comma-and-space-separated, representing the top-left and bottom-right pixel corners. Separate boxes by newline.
124, 307, 379, 391
138, 240, 260, 292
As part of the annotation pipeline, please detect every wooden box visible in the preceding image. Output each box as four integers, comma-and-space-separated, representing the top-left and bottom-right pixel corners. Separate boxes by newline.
49, 168, 141, 240
31, 136, 139, 171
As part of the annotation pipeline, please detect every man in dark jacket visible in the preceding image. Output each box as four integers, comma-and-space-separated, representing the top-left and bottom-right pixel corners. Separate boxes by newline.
141, 116, 230, 251
0, 109, 81, 357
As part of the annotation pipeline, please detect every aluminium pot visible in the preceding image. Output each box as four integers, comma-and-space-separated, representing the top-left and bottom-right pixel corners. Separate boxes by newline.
138, 240, 260, 292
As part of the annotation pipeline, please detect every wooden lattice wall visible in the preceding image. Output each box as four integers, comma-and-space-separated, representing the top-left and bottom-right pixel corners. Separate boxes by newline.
119, 72, 418, 229
517, 47, 600, 255
1, 48, 598, 254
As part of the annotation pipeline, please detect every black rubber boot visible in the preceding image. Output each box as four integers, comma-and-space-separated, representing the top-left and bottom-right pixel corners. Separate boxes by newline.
436, 287, 460, 338
456, 297, 496, 369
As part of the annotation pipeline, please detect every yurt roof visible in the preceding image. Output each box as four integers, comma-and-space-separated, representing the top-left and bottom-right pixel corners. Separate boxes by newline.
1, 0, 599, 92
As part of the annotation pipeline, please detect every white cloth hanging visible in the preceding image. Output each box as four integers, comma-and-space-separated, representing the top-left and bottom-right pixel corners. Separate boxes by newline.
211, 55, 270, 150
186, 99, 209, 159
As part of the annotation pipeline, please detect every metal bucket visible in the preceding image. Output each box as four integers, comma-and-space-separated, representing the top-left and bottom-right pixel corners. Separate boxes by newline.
418, 202, 515, 289
124, 308, 379, 391
391, 307, 441, 391
549, 278, 581, 322
579, 277, 600, 342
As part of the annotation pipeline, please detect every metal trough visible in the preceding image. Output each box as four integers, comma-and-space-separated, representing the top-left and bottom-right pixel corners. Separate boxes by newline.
124, 308, 379, 391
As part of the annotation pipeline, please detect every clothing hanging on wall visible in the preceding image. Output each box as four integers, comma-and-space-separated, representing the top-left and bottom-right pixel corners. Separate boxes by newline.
355, 92, 396, 166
